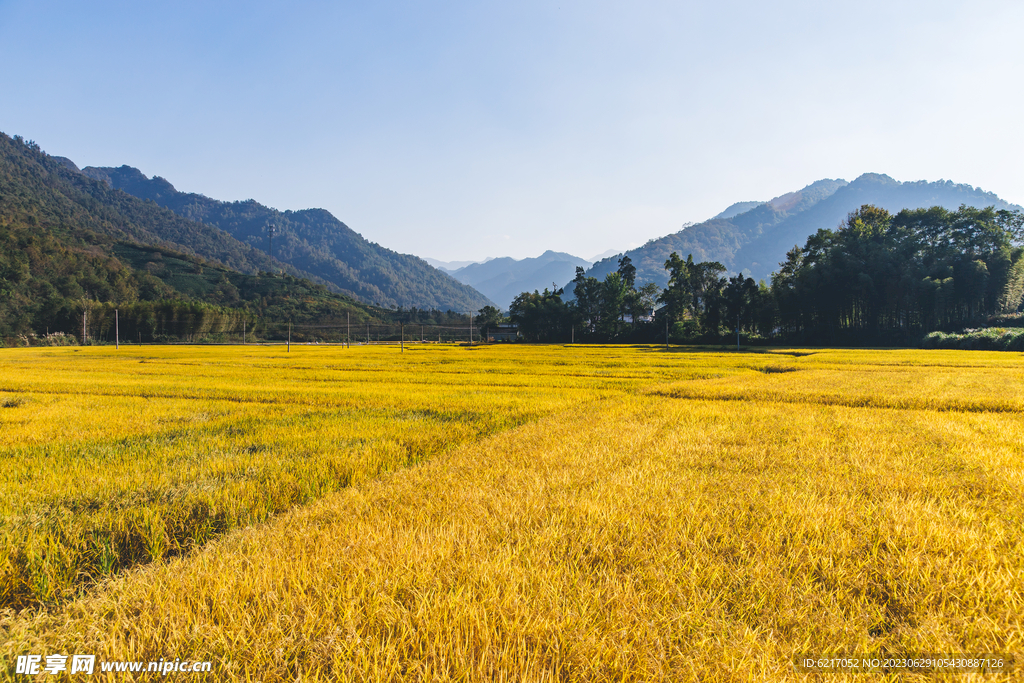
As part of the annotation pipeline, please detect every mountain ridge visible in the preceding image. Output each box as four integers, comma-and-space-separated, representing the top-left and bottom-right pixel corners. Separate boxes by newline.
447, 250, 592, 310
578, 173, 1023, 290
81, 165, 493, 311
0, 132, 389, 338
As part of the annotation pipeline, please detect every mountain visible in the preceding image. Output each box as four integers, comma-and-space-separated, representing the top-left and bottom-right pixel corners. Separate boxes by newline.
0, 136, 319, 281
579, 174, 1023, 288
447, 250, 592, 310
81, 165, 493, 312
713, 201, 763, 220
733, 174, 1023, 280
587, 249, 623, 262
0, 132, 392, 338
423, 257, 494, 273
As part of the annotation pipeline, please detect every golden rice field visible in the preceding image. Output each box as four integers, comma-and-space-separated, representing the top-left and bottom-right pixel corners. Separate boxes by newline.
1, 343, 1022, 681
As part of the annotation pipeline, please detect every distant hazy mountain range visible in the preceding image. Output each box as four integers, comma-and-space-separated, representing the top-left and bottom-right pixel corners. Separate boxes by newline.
443, 251, 593, 310
80, 165, 492, 311
579, 173, 1024, 289
423, 257, 495, 271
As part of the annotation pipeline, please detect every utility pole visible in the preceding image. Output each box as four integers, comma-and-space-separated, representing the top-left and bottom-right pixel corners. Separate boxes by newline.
737, 313, 740, 352
401, 323, 404, 352
287, 323, 291, 352
82, 307, 87, 345
243, 320, 246, 345
347, 312, 350, 349
115, 309, 119, 350
469, 313, 474, 344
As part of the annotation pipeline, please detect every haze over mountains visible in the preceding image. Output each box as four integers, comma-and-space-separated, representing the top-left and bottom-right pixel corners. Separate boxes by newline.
80, 165, 492, 312
578, 173, 1024, 291
441, 251, 593, 310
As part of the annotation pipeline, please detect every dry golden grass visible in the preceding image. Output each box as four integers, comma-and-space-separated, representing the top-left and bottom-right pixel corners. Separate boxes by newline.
2, 344, 1022, 681
0, 344, 703, 608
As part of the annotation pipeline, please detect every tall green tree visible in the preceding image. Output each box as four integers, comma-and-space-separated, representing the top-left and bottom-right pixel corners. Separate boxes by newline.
598, 271, 627, 338
570, 266, 603, 336
508, 288, 570, 342
772, 204, 1024, 342
475, 305, 503, 341
658, 252, 726, 335
617, 255, 637, 289
723, 274, 758, 333
658, 252, 691, 323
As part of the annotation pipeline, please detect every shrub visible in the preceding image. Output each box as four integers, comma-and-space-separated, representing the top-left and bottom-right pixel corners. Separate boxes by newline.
38, 332, 78, 347
920, 327, 1024, 352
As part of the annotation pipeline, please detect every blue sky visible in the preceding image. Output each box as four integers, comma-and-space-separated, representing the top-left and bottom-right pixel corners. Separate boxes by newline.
2, 0, 1022, 261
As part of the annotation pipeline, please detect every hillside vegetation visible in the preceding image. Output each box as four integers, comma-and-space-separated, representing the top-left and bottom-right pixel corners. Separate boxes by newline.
518, 204, 1024, 346
82, 165, 493, 311
0, 133, 388, 339
583, 174, 1023, 287
2, 345, 1022, 680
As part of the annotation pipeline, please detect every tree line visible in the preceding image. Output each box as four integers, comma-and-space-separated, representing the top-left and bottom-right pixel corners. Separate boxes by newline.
502, 204, 1024, 344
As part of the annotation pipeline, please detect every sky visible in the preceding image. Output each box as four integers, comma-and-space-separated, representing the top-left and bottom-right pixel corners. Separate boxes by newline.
2, 0, 1023, 262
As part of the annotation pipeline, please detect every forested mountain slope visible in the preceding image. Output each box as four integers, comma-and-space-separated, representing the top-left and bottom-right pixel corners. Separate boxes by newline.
581, 175, 1022, 288
83, 165, 493, 311
1, 136, 311, 279
0, 133, 384, 338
